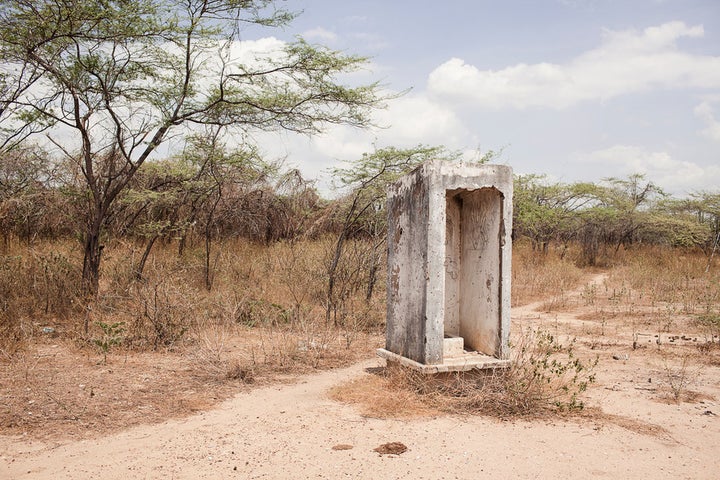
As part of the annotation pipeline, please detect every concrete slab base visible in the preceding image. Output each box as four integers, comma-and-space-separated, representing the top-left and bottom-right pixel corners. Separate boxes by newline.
376, 348, 511, 374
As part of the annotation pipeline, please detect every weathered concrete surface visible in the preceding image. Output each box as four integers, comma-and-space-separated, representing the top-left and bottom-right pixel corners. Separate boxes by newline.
376, 348, 510, 373
442, 336, 465, 358
383, 161, 513, 370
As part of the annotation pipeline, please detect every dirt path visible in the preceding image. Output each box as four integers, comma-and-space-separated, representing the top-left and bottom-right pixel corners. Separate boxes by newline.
2, 360, 719, 479
2, 271, 720, 479
512, 271, 608, 317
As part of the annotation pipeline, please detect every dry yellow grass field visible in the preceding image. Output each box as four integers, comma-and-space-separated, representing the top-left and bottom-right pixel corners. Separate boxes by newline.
1, 238, 718, 440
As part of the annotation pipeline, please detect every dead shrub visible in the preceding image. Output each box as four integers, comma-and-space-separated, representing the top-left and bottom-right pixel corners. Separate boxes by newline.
0, 311, 26, 359
29, 249, 81, 316
138, 282, 192, 350
224, 359, 254, 382
0, 243, 83, 355
107, 280, 195, 350
0, 254, 28, 356
190, 321, 255, 382
696, 313, 720, 348
660, 354, 701, 404
249, 323, 333, 371
334, 329, 598, 419
234, 297, 290, 327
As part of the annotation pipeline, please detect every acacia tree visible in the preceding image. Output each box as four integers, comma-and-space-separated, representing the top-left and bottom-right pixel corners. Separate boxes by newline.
326, 145, 460, 325
0, 0, 384, 294
687, 192, 720, 251
176, 130, 273, 289
118, 157, 192, 281
600, 174, 665, 249
513, 174, 597, 254
662, 192, 720, 267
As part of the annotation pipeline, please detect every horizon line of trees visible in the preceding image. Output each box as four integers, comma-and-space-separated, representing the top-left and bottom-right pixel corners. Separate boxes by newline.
1, 142, 719, 338
2, 143, 719, 263
513, 173, 720, 266
2, 0, 718, 300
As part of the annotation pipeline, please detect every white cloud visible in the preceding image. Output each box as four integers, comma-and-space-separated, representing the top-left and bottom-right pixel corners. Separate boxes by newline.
247, 91, 479, 195
581, 145, 677, 173
373, 94, 471, 146
428, 21, 720, 109
302, 27, 338, 43
299, 93, 473, 163
311, 125, 373, 161
694, 101, 720, 142
225, 36, 288, 67
177, 37, 288, 94
577, 144, 720, 194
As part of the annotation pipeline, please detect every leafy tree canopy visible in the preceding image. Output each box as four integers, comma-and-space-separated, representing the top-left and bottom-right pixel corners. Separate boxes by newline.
0, 0, 387, 293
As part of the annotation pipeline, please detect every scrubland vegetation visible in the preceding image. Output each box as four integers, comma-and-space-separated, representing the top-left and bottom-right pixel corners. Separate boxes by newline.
0, 0, 718, 436
4, 147, 717, 359
1, 143, 719, 432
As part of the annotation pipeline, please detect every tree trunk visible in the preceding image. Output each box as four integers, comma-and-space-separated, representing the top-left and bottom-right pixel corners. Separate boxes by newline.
135, 235, 158, 280
204, 227, 213, 290
82, 200, 107, 297
365, 232, 384, 301
366, 259, 378, 301
178, 233, 187, 257
326, 230, 346, 326
82, 224, 103, 296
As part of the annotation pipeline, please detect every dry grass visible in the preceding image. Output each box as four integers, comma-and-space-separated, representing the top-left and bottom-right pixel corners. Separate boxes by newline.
333, 329, 598, 419
579, 245, 720, 354
1, 236, 384, 370
0, 240, 83, 357
603, 246, 720, 314
329, 367, 441, 419
0, 236, 384, 439
2, 237, 720, 439
512, 239, 585, 307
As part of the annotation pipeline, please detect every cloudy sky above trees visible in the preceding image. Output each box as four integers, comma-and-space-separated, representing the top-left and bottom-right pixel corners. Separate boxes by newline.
243, 0, 720, 196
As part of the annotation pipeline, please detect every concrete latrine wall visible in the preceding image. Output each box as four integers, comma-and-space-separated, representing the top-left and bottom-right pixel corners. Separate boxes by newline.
385, 166, 431, 364
445, 187, 504, 357
381, 161, 512, 372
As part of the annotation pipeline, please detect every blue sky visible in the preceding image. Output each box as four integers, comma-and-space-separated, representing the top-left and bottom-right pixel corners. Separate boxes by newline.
246, 0, 720, 196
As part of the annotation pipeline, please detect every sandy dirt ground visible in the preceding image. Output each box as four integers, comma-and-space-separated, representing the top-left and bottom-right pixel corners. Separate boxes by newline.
2, 273, 720, 479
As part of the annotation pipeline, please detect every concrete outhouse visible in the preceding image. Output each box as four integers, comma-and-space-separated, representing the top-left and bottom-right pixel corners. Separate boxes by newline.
377, 161, 513, 373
